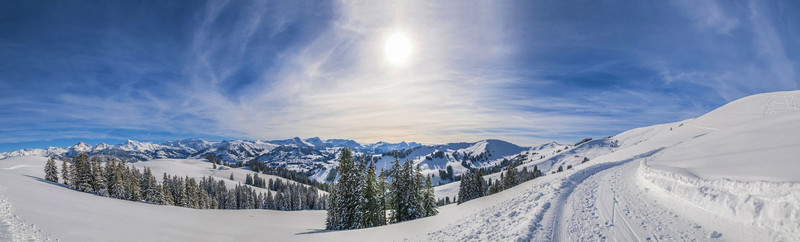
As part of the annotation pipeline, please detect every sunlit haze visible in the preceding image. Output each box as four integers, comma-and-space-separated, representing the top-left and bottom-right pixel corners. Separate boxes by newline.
384, 31, 413, 66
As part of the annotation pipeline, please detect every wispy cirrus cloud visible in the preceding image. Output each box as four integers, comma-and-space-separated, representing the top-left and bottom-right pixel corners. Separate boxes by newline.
0, 0, 798, 152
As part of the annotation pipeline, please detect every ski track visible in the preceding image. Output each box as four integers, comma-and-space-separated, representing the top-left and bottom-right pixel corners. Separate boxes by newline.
559, 161, 709, 241
427, 149, 664, 241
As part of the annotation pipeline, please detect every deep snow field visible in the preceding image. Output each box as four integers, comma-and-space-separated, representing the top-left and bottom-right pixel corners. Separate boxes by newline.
1, 90, 799, 241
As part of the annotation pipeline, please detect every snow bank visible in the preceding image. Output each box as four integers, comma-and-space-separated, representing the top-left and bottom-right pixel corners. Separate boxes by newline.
638, 162, 800, 241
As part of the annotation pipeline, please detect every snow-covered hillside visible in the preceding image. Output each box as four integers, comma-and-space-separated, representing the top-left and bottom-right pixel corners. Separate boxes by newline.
1, 90, 799, 241
129, 159, 327, 196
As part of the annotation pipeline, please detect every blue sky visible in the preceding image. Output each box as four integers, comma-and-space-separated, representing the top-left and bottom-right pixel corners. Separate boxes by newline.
1, 0, 798, 152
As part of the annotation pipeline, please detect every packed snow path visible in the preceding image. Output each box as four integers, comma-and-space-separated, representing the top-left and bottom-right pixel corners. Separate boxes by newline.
558, 161, 709, 241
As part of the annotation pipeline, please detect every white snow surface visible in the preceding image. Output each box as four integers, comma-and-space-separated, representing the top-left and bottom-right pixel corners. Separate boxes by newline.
1, 90, 799, 241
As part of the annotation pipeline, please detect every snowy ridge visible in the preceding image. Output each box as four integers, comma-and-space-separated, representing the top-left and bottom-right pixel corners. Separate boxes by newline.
638, 162, 800, 241
520, 138, 616, 174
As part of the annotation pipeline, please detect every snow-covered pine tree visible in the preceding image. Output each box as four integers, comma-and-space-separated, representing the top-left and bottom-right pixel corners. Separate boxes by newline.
377, 169, 387, 224
161, 182, 174, 205
475, 169, 486, 198
198, 188, 210, 209
410, 163, 425, 220
73, 153, 93, 192
502, 163, 517, 189
108, 160, 126, 199
326, 148, 364, 230
128, 166, 142, 201
387, 154, 402, 223
185, 177, 199, 208
457, 171, 471, 204
61, 159, 69, 185
422, 175, 438, 217
391, 159, 423, 222
457, 169, 487, 204
362, 159, 383, 227
141, 167, 152, 202
44, 157, 58, 183
91, 157, 107, 196
141, 167, 162, 204
325, 184, 338, 229
266, 191, 274, 209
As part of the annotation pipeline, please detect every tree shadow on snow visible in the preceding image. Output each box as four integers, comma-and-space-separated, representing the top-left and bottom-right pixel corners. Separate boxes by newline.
295, 229, 336, 235
22, 174, 71, 189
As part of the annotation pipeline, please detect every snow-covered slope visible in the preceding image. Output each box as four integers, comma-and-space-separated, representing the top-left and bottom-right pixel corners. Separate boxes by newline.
0, 156, 325, 241
649, 91, 800, 182
130, 159, 327, 196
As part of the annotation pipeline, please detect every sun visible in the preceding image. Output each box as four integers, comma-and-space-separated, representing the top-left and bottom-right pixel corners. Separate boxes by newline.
384, 31, 412, 66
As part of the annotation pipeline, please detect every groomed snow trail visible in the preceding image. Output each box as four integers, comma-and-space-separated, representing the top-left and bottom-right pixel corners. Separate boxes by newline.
558, 161, 709, 241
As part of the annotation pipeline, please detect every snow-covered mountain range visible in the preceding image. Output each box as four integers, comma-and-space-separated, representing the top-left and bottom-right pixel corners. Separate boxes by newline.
0, 135, 587, 184
0, 138, 415, 167
2, 137, 574, 182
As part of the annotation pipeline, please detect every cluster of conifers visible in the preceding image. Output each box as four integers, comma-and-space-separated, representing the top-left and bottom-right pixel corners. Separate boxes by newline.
43, 154, 328, 211
457, 161, 543, 204
325, 149, 438, 230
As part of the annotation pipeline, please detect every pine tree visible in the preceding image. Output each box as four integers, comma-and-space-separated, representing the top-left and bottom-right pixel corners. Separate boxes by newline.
422, 175, 438, 217
127, 166, 142, 201
185, 177, 198, 209
61, 159, 69, 185
390, 158, 426, 222
457, 169, 486, 204
457, 171, 471, 204
265, 191, 274, 209
73, 153, 93, 192
108, 159, 126, 199
475, 169, 486, 198
502, 163, 518, 189
325, 184, 338, 229
91, 157, 107, 196
410, 163, 424, 219
377, 170, 387, 224
44, 157, 58, 183
161, 183, 174, 205
326, 148, 364, 230
141, 167, 161, 204
362, 160, 382, 227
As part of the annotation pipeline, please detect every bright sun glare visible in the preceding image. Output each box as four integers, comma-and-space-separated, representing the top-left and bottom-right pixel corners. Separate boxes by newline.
384, 32, 412, 66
